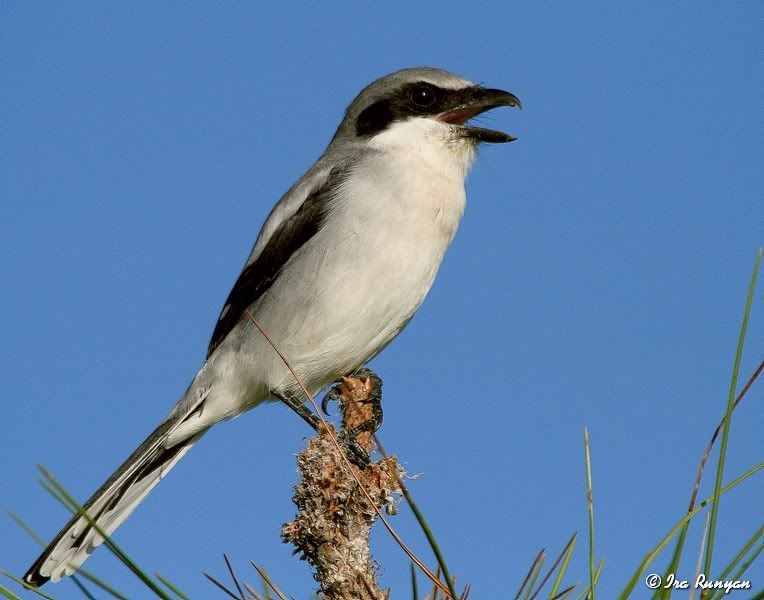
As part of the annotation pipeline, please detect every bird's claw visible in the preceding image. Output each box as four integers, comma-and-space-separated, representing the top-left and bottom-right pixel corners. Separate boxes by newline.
321, 386, 343, 416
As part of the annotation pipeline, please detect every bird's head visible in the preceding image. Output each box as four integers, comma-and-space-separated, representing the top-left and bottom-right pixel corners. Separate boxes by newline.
332, 67, 521, 156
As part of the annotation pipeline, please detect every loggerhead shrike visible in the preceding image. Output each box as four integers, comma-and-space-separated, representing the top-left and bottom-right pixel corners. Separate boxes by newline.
24, 67, 520, 585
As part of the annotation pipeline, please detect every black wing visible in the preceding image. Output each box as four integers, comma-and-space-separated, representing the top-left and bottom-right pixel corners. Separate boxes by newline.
207, 166, 348, 358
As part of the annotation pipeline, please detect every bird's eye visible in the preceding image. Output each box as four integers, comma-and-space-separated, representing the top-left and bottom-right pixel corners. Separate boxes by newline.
408, 85, 437, 108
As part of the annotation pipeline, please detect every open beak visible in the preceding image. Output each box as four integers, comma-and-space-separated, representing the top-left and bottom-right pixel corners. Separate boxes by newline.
437, 88, 521, 143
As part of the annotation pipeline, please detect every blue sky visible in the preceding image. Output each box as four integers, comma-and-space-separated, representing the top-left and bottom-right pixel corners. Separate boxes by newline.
1, 2, 762, 598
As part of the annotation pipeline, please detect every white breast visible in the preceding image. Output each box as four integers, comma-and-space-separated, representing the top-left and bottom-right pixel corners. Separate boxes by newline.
232, 117, 475, 401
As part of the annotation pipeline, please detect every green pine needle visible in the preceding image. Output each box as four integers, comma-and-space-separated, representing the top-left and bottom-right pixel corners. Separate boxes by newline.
617, 462, 763, 599
703, 249, 761, 579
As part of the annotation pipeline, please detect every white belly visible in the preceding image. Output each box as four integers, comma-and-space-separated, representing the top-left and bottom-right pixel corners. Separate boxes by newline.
240, 150, 467, 399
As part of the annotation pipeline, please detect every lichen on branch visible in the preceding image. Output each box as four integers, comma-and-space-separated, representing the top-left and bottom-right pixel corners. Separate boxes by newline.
282, 373, 401, 600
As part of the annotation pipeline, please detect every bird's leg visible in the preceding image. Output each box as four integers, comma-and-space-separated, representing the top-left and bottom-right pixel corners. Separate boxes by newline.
273, 390, 321, 431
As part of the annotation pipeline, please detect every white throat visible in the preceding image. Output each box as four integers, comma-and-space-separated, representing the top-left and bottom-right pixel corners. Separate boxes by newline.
367, 117, 477, 181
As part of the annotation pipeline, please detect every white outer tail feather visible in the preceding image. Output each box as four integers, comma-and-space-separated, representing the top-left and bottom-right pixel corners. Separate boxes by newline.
24, 383, 213, 586
46, 435, 202, 582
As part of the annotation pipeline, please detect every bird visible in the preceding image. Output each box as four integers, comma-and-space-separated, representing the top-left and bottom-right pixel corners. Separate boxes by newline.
24, 66, 520, 586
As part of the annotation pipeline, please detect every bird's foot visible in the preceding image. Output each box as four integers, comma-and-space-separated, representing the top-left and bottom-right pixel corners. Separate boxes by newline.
279, 369, 384, 468
322, 369, 383, 423
348, 367, 384, 435
329, 368, 384, 468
